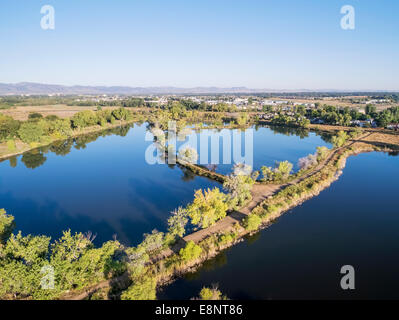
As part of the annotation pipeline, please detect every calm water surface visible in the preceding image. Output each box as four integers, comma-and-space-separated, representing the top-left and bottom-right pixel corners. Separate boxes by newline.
158, 152, 399, 299
0, 124, 329, 246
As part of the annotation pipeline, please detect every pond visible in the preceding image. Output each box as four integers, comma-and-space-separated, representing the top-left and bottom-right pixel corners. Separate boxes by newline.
0, 123, 331, 246
158, 152, 399, 300
177, 125, 331, 175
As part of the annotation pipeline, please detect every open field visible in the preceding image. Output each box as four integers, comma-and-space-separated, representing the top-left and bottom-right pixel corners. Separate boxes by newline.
279, 97, 394, 111
0, 105, 119, 121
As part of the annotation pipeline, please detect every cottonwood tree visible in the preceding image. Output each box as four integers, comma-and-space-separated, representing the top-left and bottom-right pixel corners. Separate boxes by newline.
187, 188, 228, 229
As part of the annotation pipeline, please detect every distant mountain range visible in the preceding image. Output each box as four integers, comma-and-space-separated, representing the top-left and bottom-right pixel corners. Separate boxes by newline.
0, 82, 269, 95
0, 82, 396, 95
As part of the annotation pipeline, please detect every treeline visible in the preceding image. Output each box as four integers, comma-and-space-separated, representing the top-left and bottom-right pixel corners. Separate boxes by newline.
0, 107, 137, 147
0, 163, 257, 300
308, 105, 399, 127
270, 114, 310, 128
5, 125, 134, 170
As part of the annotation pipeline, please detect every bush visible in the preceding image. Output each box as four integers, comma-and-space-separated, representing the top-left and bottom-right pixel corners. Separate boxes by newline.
243, 214, 262, 232
48, 119, 72, 138
316, 146, 330, 161
0, 209, 15, 244
261, 160, 293, 182
167, 207, 188, 239
18, 121, 46, 143
0, 114, 20, 141
71, 110, 98, 129
198, 286, 224, 300
28, 113, 43, 120
179, 241, 202, 263
121, 277, 156, 300
112, 107, 132, 121
6, 139, 16, 152
218, 232, 237, 247
45, 115, 59, 121
331, 131, 348, 148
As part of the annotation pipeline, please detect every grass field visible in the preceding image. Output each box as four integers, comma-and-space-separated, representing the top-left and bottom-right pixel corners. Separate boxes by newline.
0, 105, 119, 121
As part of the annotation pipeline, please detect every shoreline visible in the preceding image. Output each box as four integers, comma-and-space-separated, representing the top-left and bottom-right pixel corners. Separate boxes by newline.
0, 119, 137, 162
2, 120, 398, 300
61, 134, 390, 300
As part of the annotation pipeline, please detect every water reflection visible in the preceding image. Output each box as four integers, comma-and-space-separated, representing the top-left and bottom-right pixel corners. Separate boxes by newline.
2, 124, 333, 171
0, 123, 333, 246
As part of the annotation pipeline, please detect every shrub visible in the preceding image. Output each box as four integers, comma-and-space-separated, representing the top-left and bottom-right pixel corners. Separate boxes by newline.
167, 207, 188, 239
218, 232, 237, 247
198, 286, 224, 300
331, 131, 348, 148
223, 174, 254, 209
243, 214, 262, 232
48, 119, 72, 138
99, 118, 107, 127
6, 139, 16, 152
179, 241, 202, 263
138, 229, 164, 254
121, 277, 156, 300
0, 209, 15, 244
0, 114, 20, 141
18, 121, 45, 143
28, 113, 43, 120
316, 146, 330, 161
261, 160, 293, 182
112, 107, 132, 121
71, 110, 98, 129
45, 115, 59, 121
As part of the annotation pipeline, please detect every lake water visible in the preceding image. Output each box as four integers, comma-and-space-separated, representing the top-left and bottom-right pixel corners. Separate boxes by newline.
178, 125, 331, 174
0, 124, 330, 246
158, 152, 399, 300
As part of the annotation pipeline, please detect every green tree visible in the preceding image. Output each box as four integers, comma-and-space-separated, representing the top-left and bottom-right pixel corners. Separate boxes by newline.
71, 110, 98, 129
331, 131, 348, 148
28, 113, 43, 120
48, 119, 72, 138
0, 209, 15, 244
243, 214, 262, 232
18, 121, 46, 143
112, 107, 132, 121
187, 188, 228, 229
198, 286, 226, 300
0, 114, 20, 141
121, 277, 156, 300
6, 139, 16, 152
179, 241, 202, 262
138, 229, 164, 254
167, 207, 188, 239
223, 174, 254, 209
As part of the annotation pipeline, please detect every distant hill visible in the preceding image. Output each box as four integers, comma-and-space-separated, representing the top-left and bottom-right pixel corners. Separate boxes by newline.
0, 82, 395, 96
0, 82, 269, 95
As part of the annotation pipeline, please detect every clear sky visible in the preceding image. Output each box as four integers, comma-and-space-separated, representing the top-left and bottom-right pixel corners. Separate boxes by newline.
0, 0, 398, 90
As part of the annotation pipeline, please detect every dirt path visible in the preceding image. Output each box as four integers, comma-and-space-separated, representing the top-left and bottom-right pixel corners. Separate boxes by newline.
153, 133, 373, 261
65, 132, 374, 300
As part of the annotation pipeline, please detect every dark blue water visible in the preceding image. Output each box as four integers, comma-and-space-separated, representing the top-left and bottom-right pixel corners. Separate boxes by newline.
180, 125, 331, 174
0, 124, 219, 245
158, 152, 399, 299
0, 124, 330, 246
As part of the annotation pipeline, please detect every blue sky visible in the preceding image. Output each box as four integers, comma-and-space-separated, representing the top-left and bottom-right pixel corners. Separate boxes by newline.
0, 0, 398, 90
